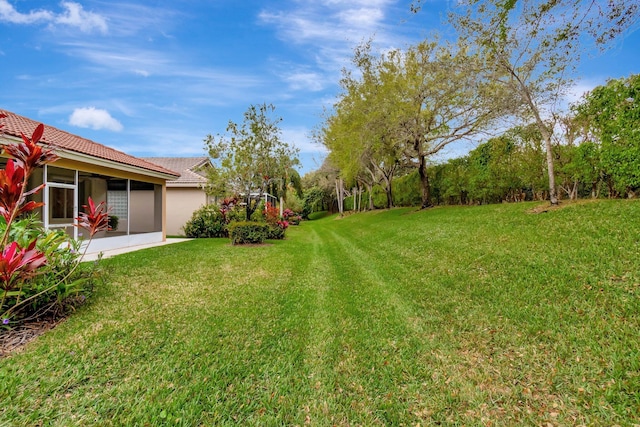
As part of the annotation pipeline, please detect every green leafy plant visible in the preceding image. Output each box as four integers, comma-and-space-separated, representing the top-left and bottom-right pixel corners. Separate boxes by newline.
108, 215, 119, 231
183, 198, 244, 238
0, 115, 110, 325
228, 221, 270, 245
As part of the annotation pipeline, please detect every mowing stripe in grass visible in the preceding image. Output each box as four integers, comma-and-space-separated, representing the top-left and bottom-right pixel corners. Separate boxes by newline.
1, 201, 639, 426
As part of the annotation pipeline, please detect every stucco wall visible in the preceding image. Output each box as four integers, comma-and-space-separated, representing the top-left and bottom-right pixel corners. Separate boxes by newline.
166, 187, 208, 236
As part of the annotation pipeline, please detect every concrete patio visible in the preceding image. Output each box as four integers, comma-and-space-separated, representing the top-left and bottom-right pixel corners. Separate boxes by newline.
83, 238, 192, 262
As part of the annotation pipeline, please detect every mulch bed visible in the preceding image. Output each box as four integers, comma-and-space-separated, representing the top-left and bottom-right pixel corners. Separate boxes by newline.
0, 318, 61, 358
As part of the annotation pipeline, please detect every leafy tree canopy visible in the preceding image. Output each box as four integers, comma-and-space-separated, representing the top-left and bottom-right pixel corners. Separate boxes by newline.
205, 103, 299, 220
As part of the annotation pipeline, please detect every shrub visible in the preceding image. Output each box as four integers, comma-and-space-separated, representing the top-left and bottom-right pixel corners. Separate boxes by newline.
267, 225, 286, 240
228, 222, 270, 245
183, 205, 227, 238
302, 187, 325, 219
108, 215, 119, 231
284, 189, 303, 213
262, 202, 279, 225
282, 208, 301, 225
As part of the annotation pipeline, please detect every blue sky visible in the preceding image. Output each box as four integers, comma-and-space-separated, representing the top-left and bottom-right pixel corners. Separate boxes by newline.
1, 1, 639, 175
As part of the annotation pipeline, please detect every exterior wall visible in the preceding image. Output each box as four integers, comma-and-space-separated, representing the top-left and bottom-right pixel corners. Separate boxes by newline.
166, 187, 208, 236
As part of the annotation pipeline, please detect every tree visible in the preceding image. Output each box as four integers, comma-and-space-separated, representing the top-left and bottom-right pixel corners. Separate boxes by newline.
323, 40, 505, 209
302, 158, 340, 214
393, 41, 508, 208
205, 104, 299, 220
573, 74, 640, 196
320, 43, 405, 210
419, 0, 640, 205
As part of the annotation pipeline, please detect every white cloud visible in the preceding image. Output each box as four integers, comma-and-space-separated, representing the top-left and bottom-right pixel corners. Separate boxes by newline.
0, 0, 52, 23
565, 79, 603, 105
283, 71, 326, 91
281, 127, 327, 154
0, 0, 107, 33
134, 69, 151, 77
337, 7, 385, 29
259, 1, 396, 46
258, 1, 411, 91
69, 107, 123, 131
55, 2, 108, 34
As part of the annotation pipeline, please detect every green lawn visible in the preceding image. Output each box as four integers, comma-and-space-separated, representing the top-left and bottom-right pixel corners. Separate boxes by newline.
1, 200, 639, 426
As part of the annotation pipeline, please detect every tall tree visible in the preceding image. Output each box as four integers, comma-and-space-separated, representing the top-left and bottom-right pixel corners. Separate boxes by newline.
383, 40, 506, 208
321, 44, 405, 209
205, 103, 299, 220
323, 40, 505, 209
415, 0, 640, 205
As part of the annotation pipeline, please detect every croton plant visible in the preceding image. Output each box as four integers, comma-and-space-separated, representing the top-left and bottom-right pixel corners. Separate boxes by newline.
0, 113, 110, 323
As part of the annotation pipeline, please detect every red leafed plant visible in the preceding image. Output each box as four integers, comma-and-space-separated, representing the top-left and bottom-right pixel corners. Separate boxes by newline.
0, 241, 47, 309
76, 197, 111, 237
263, 202, 280, 226
0, 116, 110, 324
219, 196, 238, 224
0, 122, 56, 247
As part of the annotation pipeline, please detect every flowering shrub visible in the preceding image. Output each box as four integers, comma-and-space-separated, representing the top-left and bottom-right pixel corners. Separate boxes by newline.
0, 115, 109, 326
282, 208, 302, 225
262, 202, 287, 239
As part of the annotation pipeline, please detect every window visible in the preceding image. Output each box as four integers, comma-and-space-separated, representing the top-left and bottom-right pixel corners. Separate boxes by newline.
49, 187, 74, 220
107, 190, 128, 218
47, 166, 75, 184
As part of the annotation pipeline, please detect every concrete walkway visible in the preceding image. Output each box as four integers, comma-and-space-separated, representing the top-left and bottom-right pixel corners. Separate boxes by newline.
82, 238, 192, 262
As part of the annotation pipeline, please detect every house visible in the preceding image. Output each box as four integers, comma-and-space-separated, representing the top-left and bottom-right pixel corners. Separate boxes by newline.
0, 109, 180, 254
141, 157, 214, 236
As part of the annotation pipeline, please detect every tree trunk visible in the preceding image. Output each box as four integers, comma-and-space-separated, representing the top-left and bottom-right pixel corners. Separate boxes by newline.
366, 183, 373, 210
510, 67, 558, 205
384, 178, 393, 209
335, 178, 344, 215
418, 155, 432, 209
543, 132, 558, 205
245, 194, 254, 221
352, 187, 357, 211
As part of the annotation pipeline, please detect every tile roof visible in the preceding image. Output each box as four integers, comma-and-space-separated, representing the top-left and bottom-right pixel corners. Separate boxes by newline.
142, 157, 210, 186
0, 109, 180, 178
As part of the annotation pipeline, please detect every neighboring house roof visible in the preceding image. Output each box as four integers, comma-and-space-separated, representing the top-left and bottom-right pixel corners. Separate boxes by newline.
142, 157, 211, 188
0, 109, 180, 179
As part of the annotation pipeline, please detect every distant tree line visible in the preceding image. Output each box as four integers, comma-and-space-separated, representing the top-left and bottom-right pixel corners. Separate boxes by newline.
308, 0, 638, 215
303, 74, 639, 213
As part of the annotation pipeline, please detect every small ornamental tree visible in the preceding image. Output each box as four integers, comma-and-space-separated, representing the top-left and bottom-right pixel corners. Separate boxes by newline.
0, 114, 110, 325
205, 103, 300, 221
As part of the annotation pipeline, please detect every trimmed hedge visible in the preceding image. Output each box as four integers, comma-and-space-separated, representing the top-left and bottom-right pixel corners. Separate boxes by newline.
266, 226, 286, 240
228, 221, 270, 245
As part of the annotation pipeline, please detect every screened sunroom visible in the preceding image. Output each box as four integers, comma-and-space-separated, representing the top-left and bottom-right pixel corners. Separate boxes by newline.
1, 109, 179, 254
